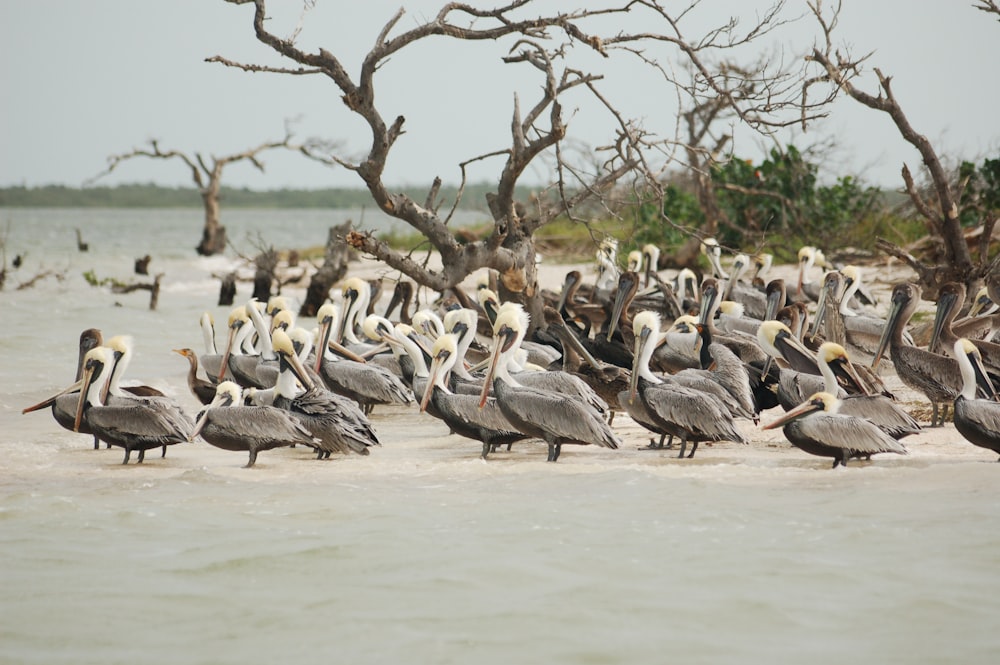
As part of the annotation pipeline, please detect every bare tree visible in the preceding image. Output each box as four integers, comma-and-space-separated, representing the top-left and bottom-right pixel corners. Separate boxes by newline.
89, 125, 319, 256
212, 1, 831, 323
804, 0, 996, 295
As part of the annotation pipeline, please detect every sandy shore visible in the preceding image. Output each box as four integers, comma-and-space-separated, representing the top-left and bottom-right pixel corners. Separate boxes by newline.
8, 250, 997, 481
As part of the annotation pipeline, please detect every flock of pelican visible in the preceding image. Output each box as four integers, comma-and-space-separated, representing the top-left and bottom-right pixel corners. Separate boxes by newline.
22, 239, 1000, 469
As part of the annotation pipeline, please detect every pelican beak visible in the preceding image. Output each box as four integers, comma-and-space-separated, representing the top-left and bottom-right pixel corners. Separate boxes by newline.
74, 359, 101, 433
421, 350, 450, 413
762, 397, 822, 430
829, 355, 870, 396
478, 325, 517, 408
607, 272, 637, 342
22, 379, 85, 414
928, 288, 959, 355
967, 349, 999, 400
281, 346, 315, 391
337, 288, 359, 343
764, 281, 785, 322
698, 282, 718, 326
218, 320, 243, 382
315, 314, 334, 373
872, 291, 907, 370
190, 391, 229, 442
628, 325, 653, 404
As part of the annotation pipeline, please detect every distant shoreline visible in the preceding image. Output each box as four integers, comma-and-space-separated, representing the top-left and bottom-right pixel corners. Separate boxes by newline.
0, 182, 519, 211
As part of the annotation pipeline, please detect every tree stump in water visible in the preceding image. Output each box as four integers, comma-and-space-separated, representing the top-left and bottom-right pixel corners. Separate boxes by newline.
75, 228, 89, 252
300, 221, 353, 317
135, 255, 151, 275
252, 269, 272, 303
218, 272, 237, 306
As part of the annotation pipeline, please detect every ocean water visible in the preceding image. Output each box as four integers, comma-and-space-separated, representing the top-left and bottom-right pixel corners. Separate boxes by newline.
2, 208, 999, 664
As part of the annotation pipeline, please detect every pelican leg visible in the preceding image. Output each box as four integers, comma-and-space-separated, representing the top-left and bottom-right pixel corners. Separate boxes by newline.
677, 438, 688, 459
246, 449, 258, 468
161, 445, 167, 458
122, 448, 131, 465
608, 410, 616, 426
137, 448, 146, 464
686, 440, 699, 459
931, 403, 942, 427
92, 436, 100, 450
481, 442, 491, 459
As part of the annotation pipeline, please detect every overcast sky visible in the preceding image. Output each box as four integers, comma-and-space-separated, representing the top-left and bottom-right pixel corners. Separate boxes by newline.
2, 1, 998, 191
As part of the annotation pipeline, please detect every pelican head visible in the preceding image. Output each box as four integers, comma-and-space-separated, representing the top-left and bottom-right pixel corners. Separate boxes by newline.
478, 288, 501, 326
267, 295, 290, 318
190, 381, 243, 442
272, 328, 314, 390
817, 341, 868, 394
74, 346, 114, 432
753, 253, 773, 280
873, 283, 921, 370
421, 333, 461, 412
627, 250, 643, 273
762, 391, 839, 430
955, 337, 998, 400
477, 305, 529, 407
701, 238, 728, 279
412, 309, 445, 339
271, 309, 295, 334
968, 286, 994, 318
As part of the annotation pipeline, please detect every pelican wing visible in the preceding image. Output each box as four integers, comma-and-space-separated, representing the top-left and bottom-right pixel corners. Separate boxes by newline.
643, 382, 747, 443
440, 393, 521, 434
503, 383, 620, 449
88, 402, 193, 445
797, 414, 907, 455
203, 406, 316, 447
839, 395, 920, 439
517, 371, 608, 415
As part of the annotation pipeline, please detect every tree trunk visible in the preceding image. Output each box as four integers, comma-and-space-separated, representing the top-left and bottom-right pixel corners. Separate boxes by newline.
299, 222, 353, 317
196, 188, 226, 256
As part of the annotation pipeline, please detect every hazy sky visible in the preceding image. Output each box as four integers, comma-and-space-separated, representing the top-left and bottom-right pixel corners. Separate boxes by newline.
2, 1, 998, 191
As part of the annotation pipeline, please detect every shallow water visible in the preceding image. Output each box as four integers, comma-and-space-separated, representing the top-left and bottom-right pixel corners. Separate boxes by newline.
2, 208, 999, 664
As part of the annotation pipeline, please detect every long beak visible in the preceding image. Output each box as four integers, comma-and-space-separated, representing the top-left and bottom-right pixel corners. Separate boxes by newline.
22, 379, 85, 414
478, 339, 504, 409
217, 324, 240, 382
764, 281, 785, 322
872, 297, 905, 370
315, 317, 333, 373
761, 399, 821, 430
928, 289, 958, 355
628, 326, 652, 405
282, 348, 316, 391
607, 272, 637, 342
190, 392, 227, 441
698, 283, 718, 326
421, 354, 447, 413
556, 272, 579, 316
968, 350, 999, 400
337, 291, 358, 343
74, 364, 99, 433
829, 355, 871, 396
810, 280, 831, 339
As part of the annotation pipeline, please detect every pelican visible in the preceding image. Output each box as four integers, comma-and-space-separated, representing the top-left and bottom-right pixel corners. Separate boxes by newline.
762, 392, 908, 468
673, 268, 699, 312
967, 285, 996, 318
929, 282, 1000, 379
217, 305, 268, 389
314, 303, 412, 415
198, 312, 223, 382
699, 278, 768, 365
795, 246, 822, 302
593, 237, 621, 302
816, 342, 920, 441
721, 253, 767, 319
411, 308, 446, 340
701, 237, 729, 279
74, 346, 193, 464
641, 243, 661, 287
22, 328, 106, 449
873, 283, 966, 427
627, 310, 749, 458
839, 265, 877, 312
190, 381, 315, 467
420, 333, 526, 458
382, 280, 415, 324
337, 277, 382, 353
478, 306, 621, 462
271, 328, 380, 458
952, 338, 1000, 460
173, 348, 217, 405
626, 249, 643, 273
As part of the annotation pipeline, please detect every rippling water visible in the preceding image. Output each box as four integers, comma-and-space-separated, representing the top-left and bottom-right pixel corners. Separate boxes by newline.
2, 208, 999, 664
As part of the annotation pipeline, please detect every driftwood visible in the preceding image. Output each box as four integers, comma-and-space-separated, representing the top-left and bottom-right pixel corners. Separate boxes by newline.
75, 228, 89, 252
218, 271, 237, 306
300, 221, 353, 317
112, 273, 164, 310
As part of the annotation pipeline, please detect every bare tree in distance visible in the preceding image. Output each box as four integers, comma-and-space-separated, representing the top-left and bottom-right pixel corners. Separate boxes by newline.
88, 123, 328, 256
804, 0, 998, 298
211, 0, 834, 325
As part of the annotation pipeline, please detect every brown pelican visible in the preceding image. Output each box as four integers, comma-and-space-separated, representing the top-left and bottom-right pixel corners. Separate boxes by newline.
22, 328, 106, 449
314, 303, 413, 414
701, 238, 729, 280
173, 348, 217, 405
794, 246, 823, 302
699, 278, 768, 365
873, 283, 966, 427
762, 392, 908, 468
757, 320, 820, 375
190, 381, 316, 467
217, 306, 268, 389
952, 338, 1000, 460
593, 237, 621, 303
74, 346, 194, 464
198, 312, 223, 382
968, 285, 996, 318
419, 333, 526, 458
478, 306, 621, 462
641, 243, 661, 288
627, 310, 749, 458
721, 253, 767, 319
816, 342, 920, 441
271, 328, 380, 458
337, 277, 384, 355
627, 249, 643, 273
382, 280, 415, 324
928, 282, 1000, 380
